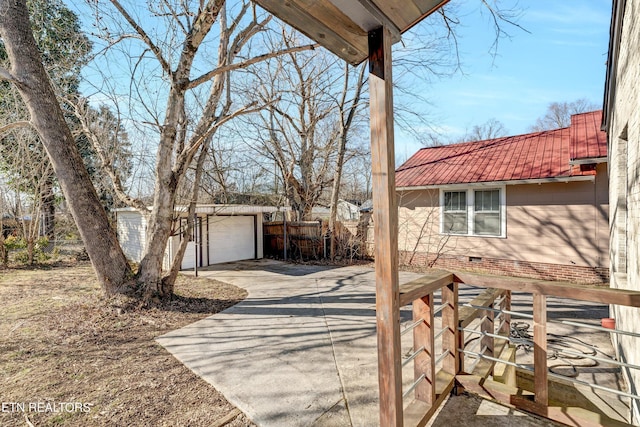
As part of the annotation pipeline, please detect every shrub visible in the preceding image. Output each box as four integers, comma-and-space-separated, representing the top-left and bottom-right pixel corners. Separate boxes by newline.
4, 235, 25, 250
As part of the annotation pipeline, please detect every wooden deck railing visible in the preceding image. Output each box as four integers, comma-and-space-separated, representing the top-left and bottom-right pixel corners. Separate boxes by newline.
398, 271, 457, 426
387, 270, 640, 427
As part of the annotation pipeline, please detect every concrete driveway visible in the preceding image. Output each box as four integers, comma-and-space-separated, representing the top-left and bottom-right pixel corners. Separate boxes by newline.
157, 260, 619, 426
157, 259, 422, 427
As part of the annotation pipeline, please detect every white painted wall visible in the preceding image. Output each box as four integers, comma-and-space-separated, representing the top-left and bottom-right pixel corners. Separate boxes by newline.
117, 209, 265, 270
116, 211, 147, 263
607, 0, 640, 422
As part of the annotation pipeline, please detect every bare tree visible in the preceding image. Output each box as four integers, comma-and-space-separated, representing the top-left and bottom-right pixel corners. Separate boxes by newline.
0, 181, 9, 267
462, 117, 508, 141
0, 127, 56, 264
0, 0, 134, 293
398, 191, 455, 267
328, 63, 367, 259
529, 98, 599, 131
76, 0, 316, 298
240, 33, 344, 220
1, 0, 316, 300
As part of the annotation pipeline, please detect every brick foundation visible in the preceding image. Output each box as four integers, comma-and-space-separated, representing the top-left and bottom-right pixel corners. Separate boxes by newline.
400, 251, 610, 284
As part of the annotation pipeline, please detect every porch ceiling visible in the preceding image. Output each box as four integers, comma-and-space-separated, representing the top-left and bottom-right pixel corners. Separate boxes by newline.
253, 0, 450, 65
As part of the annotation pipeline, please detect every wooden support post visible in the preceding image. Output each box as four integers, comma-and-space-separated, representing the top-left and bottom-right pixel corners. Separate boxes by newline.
441, 282, 459, 375
456, 282, 466, 375
533, 293, 548, 407
413, 294, 436, 405
369, 26, 402, 427
499, 290, 511, 336
481, 308, 495, 374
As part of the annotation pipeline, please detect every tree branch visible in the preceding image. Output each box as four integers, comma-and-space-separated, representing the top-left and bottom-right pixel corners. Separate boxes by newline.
109, 0, 173, 77
0, 121, 32, 135
0, 66, 18, 83
174, 101, 262, 177
72, 99, 149, 215
188, 43, 318, 89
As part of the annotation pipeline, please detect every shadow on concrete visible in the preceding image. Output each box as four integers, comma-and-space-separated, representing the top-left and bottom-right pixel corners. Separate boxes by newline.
199, 259, 339, 276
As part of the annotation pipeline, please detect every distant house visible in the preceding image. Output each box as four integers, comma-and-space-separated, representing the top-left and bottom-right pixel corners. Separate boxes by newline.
602, 0, 640, 423
395, 110, 608, 283
115, 204, 282, 270
311, 199, 361, 221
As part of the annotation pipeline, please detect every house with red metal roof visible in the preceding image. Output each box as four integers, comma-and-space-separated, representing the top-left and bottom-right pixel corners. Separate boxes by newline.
395, 110, 609, 283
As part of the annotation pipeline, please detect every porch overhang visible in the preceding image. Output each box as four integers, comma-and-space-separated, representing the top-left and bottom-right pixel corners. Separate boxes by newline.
253, 0, 449, 65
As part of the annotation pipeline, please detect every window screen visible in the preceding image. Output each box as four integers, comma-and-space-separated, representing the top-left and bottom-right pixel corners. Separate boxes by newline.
474, 189, 500, 235
443, 191, 468, 234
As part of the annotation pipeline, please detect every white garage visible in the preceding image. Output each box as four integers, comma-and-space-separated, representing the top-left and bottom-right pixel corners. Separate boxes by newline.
207, 215, 255, 264
115, 205, 283, 270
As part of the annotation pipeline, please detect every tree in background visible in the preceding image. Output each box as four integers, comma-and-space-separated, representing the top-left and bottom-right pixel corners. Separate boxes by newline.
0, 0, 134, 289
240, 34, 347, 221
1, 0, 316, 299
73, 102, 134, 212
529, 98, 599, 131
0, 126, 53, 264
463, 117, 508, 141
327, 63, 367, 259
0, 0, 128, 243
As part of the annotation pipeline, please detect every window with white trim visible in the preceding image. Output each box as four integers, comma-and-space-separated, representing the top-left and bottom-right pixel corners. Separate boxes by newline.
443, 191, 467, 234
441, 188, 505, 237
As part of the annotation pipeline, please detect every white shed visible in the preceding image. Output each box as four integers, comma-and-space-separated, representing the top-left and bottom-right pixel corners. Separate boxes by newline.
115, 204, 284, 270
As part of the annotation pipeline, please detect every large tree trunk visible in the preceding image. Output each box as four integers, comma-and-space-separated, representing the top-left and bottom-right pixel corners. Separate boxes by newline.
135, 83, 185, 299
162, 143, 209, 293
0, 0, 133, 294
135, 174, 177, 299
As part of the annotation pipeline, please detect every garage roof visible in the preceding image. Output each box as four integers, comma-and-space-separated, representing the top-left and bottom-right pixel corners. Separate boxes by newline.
174, 204, 287, 215
253, 0, 449, 65
114, 205, 288, 215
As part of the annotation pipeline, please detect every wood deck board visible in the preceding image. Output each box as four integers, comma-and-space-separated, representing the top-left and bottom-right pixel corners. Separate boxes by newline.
399, 270, 453, 307
456, 374, 630, 427
453, 271, 640, 308
458, 288, 504, 328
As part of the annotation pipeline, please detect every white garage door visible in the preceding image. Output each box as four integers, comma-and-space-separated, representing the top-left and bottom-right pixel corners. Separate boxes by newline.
208, 215, 255, 264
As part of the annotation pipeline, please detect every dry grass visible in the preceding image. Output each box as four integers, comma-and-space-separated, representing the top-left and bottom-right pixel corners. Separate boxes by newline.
0, 262, 255, 427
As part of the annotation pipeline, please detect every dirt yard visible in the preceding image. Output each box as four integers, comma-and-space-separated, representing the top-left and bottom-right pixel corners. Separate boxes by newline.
0, 261, 255, 426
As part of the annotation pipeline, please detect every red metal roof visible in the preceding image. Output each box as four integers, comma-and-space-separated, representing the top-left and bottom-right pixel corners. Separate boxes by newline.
570, 110, 607, 160
396, 110, 607, 188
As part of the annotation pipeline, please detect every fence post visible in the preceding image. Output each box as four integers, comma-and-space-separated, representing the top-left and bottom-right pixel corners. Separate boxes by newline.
283, 217, 287, 261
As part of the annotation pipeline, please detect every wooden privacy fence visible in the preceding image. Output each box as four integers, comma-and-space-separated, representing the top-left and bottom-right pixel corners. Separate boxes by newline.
263, 218, 374, 261
263, 221, 324, 260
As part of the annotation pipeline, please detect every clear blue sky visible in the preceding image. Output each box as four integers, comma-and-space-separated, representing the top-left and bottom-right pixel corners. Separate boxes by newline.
395, 0, 612, 160
67, 0, 612, 164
